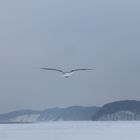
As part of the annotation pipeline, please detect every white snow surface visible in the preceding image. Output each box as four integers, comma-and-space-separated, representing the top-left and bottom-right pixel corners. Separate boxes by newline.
0, 121, 140, 140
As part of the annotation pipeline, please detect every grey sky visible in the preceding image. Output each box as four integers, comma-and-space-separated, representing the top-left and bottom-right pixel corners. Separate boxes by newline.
0, 0, 140, 113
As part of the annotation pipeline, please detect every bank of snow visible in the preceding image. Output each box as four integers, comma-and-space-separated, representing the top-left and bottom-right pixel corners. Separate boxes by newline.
0, 121, 139, 140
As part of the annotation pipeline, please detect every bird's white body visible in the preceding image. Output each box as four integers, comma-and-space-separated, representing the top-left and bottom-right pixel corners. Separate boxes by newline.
63, 72, 74, 78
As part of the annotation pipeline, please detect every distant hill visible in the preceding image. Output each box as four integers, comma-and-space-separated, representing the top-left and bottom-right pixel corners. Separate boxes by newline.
92, 100, 140, 121
1, 100, 140, 122
0, 106, 100, 123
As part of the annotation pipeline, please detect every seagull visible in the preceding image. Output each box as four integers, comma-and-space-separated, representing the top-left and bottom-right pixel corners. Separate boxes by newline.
41, 68, 94, 78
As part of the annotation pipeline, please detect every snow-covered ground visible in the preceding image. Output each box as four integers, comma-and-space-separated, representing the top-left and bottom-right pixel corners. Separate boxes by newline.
0, 121, 139, 140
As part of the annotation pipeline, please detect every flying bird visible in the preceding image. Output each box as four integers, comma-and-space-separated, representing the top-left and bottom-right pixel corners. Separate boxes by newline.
41, 68, 94, 78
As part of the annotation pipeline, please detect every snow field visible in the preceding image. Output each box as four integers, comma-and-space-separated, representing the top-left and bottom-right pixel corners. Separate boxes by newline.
0, 121, 139, 140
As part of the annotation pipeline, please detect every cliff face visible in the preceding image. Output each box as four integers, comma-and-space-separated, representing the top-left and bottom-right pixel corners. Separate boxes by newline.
0, 106, 99, 122
1, 100, 140, 122
92, 100, 140, 121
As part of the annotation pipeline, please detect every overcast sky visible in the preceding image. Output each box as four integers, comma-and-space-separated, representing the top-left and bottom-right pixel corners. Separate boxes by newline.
0, 0, 140, 113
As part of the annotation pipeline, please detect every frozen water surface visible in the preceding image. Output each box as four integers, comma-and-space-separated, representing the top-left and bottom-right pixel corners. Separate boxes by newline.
0, 121, 139, 140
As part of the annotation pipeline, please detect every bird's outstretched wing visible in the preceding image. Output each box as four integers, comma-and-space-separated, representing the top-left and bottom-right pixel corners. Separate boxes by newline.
70, 69, 94, 72
41, 68, 64, 73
